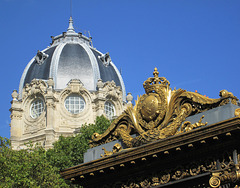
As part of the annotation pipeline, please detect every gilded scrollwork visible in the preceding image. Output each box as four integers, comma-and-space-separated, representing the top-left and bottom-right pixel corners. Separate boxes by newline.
100, 143, 122, 157
177, 115, 208, 134
160, 172, 171, 184
219, 89, 238, 105
90, 68, 239, 148
209, 176, 221, 188
103, 158, 220, 188
209, 166, 240, 188
189, 163, 201, 176
235, 108, 240, 117
172, 167, 188, 180
209, 154, 240, 187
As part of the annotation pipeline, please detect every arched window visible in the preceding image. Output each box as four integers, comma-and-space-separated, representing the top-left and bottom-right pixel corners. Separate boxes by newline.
64, 94, 85, 114
30, 98, 44, 119
104, 101, 115, 119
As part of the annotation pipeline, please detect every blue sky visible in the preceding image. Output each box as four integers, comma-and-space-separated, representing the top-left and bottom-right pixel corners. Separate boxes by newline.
1, 0, 240, 138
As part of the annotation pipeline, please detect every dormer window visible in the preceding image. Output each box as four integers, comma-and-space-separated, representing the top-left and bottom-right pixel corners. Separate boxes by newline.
35, 50, 49, 65
99, 52, 111, 66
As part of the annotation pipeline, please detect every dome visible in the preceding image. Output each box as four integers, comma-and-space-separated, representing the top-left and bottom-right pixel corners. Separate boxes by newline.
19, 17, 126, 101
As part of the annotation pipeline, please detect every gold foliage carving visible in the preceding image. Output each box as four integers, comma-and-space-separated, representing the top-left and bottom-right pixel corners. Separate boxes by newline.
235, 108, 240, 117
101, 153, 238, 188
177, 115, 208, 134
103, 158, 219, 188
209, 155, 240, 187
100, 143, 122, 158
90, 68, 239, 148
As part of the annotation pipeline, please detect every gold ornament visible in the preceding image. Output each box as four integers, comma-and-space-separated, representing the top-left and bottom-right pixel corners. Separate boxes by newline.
90, 68, 239, 148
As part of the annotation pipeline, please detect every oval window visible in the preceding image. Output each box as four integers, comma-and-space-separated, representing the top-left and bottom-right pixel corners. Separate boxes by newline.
30, 98, 44, 119
64, 94, 85, 114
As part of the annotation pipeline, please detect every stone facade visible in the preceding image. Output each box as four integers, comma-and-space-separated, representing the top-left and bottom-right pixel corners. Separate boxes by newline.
10, 78, 131, 150
9, 17, 132, 150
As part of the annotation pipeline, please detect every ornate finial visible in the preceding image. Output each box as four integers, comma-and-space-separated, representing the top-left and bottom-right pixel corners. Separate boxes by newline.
97, 79, 104, 90
47, 78, 54, 89
67, 16, 75, 33
153, 67, 159, 78
126, 92, 133, 104
11, 90, 18, 101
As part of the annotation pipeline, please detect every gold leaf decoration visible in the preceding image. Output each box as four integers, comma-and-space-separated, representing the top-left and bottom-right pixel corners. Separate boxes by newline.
90, 68, 239, 148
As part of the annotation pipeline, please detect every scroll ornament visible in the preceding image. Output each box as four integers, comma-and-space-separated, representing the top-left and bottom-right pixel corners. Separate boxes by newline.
90, 68, 238, 148
209, 164, 240, 187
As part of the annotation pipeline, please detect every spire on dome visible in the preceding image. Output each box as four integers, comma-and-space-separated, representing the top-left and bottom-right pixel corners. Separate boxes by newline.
67, 16, 75, 33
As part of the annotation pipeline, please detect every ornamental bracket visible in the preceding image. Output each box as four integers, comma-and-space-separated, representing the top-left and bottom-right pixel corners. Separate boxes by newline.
209, 165, 240, 187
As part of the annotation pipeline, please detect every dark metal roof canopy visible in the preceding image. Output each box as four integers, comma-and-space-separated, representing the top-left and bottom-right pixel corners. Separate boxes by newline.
19, 17, 126, 100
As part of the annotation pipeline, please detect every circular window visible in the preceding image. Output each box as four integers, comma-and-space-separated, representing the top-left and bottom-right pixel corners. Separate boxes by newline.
64, 94, 85, 114
30, 98, 44, 119
104, 101, 115, 120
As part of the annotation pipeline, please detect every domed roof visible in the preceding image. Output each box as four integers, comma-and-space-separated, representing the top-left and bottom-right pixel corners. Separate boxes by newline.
19, 17, 126, 101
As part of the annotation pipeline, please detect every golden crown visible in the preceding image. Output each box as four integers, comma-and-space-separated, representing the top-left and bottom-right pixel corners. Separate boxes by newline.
143, 68, 170, 94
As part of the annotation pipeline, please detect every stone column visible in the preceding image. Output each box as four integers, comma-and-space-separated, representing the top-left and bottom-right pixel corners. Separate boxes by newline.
95, 79, 105, 116
10, 90, 23, 150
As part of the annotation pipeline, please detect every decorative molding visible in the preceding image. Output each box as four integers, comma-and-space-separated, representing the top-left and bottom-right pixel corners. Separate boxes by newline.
102, 81, 122, 101
46, 101, 56, 109
101, 159, 217, 187
22, 94, 46, 134
22, 79, 48, 100
10, 112, 22, 120
24, 119, 46, 134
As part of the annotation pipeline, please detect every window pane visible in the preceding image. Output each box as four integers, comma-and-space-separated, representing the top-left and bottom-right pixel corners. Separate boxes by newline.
30, 98, 44, 119
64, 94, 85, 114
104, 101, 115, 120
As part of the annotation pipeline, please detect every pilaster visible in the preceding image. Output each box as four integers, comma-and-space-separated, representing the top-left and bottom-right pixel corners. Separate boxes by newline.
45, 78, 57, 148
9, 90, 23, 149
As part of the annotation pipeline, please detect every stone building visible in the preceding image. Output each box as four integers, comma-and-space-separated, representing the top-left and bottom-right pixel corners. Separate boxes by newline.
10, 17, 133, 150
